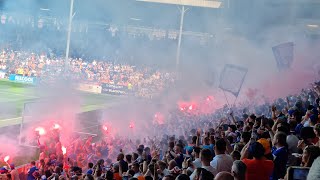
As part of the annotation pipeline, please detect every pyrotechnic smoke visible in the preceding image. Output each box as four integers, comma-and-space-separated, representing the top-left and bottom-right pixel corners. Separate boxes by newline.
0, 0, 319, 147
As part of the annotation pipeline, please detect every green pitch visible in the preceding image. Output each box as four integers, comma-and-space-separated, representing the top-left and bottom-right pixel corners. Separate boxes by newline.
0, 79, 120, 128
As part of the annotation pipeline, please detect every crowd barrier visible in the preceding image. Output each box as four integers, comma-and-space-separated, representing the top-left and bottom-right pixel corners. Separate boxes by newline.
101, 83, 131, 95
8, 74, 38, 84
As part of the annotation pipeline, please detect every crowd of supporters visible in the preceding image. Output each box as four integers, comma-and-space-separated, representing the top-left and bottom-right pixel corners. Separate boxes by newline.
0, 49, 175, 97
0, 79, 319, 180
1, 50, 320, 179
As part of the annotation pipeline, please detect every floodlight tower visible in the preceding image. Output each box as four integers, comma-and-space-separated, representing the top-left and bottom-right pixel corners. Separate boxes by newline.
65, 0, 75, 71
136, 0, 222, 69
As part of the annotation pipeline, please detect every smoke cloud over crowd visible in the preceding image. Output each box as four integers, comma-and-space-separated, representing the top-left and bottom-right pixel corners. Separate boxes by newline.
0, 0, 319, 162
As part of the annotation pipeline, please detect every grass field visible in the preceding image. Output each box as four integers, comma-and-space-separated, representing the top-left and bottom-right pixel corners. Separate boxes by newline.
0, 79, 121, 128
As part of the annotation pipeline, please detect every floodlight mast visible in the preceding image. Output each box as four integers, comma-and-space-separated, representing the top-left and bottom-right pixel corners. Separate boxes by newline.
65, 0, 75, 72
136, 0, 221, 69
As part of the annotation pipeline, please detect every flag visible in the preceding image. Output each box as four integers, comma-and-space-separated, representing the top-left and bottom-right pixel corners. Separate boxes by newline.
219, 64, 248, 97
272, 42, 294, 70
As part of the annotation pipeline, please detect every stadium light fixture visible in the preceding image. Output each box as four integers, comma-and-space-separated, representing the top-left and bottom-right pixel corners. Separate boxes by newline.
136, 0, 222, 69
307, 24, 319, 28
136, 0, 222, 8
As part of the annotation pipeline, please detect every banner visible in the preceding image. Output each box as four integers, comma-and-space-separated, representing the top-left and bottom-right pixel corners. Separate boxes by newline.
272, 42, 294, 70
101, 83, 129, 95
77, 83, 102, 94
0, 71, 5, 79
9, 74, 38, 84
219, 64, 248, 97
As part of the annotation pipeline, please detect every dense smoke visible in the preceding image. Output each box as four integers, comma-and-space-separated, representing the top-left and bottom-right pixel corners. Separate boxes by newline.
0, 0, 320, 157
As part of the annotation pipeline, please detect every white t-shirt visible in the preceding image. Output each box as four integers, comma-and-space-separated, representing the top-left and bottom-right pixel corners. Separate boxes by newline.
192, 158, 202, 169
189, 165, 217, 180
210, 154, 233, 173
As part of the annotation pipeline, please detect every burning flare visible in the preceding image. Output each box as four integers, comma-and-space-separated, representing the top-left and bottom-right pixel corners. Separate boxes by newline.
35, 127, 46, 136
4, 155, 10, 162
53, 123, 61, 130
102, 125, 108, 131
62, 146, 67, 155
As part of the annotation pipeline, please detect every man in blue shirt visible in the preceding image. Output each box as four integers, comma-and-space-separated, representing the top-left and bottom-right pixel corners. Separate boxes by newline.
27, 161, 38, 180
271, 132, 288, 180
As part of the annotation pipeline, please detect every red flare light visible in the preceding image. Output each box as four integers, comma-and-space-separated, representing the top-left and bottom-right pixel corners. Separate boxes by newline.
53, 123, 60, 130
189, 105, 193, 110
129, 122, 134, 129
62, 146, 67, 155
4, 155, 9, 162
35, 127, 46, 136
102, 125, 108, 131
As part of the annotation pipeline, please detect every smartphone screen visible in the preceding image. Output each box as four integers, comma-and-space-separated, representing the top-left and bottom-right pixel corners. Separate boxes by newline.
293, 168, 309, 180
289, 167, 310, 180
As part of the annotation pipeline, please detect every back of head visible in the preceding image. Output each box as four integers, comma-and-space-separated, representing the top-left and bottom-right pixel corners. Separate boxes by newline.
215, 139, 227, 153
194, 146, 201, 154
301, 127, 316, 140
200, 148, 212, 162
214, 171, 233, 180
275, 132, 288, 146
175, 174, 189, 180
192, 136, 198, 144
241, 132, 251, 143
200, 169, 214, 180
232, 160, 246, 179
249, 142, 265, 159
88, 162, 93, 169
305, 145, 320, 167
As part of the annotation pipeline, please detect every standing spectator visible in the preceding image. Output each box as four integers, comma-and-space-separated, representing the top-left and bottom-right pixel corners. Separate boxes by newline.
172, 144, 184, 168
241, 142, 274, 180
191, 147, 202, 169
210, 139, 233, 173
307, 157, 320, 180
214, 171, 233, 180
271, 132, 289, 180
131, 162, 142, 178
117, 153, 128, 173
190, 149, 216, 179
86, 163, 94, 175
9, 164, 20, 180
27, 161, 38, 180
301, 145, 320, 167
231, 160, 246, 180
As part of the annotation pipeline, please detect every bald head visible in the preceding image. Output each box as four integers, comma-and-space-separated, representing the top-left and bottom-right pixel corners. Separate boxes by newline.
214, 171, 234, 180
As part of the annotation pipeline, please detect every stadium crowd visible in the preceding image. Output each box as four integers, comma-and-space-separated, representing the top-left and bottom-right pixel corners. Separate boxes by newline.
0, 77, 319, 180
0, 49, 175, 97
1, 50, 320, 180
